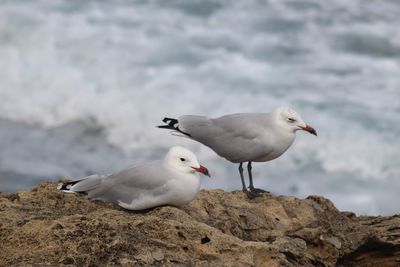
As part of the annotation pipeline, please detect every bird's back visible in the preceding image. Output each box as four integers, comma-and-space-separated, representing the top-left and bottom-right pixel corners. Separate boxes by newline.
86, 161, 168, 203
179, 113, 291, 163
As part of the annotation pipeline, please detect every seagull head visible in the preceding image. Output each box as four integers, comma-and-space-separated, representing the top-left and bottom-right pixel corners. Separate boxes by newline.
274, 106, 317, 136
165, 146, 210, 177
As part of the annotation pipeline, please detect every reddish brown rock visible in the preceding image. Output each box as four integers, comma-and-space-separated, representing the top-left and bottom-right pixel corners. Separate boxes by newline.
0, 182, 399, 266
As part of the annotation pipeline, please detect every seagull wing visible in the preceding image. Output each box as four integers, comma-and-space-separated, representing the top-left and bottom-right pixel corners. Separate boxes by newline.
71, 160, 171, 205
179, 113, 274, 162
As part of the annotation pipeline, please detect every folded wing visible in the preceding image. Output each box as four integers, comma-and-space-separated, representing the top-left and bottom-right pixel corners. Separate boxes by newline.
69, 161, 169, 206
178, 113, 273, 163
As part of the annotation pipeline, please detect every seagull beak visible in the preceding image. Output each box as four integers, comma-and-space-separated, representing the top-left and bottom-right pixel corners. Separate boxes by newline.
192, 165, 211, 177
300, 124, 317, 136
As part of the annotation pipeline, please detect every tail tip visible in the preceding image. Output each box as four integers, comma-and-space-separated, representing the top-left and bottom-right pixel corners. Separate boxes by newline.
57, 183, 63, 190
57, 183, 70, 191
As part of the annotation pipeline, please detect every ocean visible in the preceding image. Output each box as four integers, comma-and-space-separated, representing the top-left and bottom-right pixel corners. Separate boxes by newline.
0, 0, 399, 215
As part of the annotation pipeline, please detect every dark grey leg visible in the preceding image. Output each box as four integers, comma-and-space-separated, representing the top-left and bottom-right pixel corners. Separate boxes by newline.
239, 162, 259, 199
248, 161, 254, 189
239, 162, 246, 192
248, 161, 269, 194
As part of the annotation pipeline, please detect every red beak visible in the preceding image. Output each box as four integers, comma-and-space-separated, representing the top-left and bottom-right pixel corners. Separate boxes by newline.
300, 124, 317, 136
192, 165, 211, 177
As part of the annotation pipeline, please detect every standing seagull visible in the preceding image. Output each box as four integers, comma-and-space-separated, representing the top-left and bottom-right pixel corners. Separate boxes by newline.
158, 107, 316, 198
58, 146, 210, 210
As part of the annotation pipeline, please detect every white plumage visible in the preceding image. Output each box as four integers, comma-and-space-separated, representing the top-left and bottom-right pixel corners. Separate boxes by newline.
58, 146, 210, 210
158, 107, 316, 198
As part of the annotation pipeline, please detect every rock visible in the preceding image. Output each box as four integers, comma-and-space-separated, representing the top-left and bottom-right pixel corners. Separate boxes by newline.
0, 182, 399, 266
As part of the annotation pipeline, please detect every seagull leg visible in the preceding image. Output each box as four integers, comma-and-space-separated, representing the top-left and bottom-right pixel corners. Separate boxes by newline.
239, 162, 246, 192
248, 161, 269, 194
239, 162, 258, 199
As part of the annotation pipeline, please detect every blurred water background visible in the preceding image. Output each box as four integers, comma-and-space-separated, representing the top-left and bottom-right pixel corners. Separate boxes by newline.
0, 0, 399, 215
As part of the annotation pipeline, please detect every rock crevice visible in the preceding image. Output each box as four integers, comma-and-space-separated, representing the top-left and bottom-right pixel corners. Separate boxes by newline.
0, 183, 399, 266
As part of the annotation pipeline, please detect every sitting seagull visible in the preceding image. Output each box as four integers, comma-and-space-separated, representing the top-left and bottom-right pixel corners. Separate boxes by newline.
58, 146, 210, 210
158, 107, 316, 198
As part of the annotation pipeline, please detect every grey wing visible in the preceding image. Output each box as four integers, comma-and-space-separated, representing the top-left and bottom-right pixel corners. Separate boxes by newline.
179, 114, 273, 163
69, 174, 108, 192
73, 161, 169, 204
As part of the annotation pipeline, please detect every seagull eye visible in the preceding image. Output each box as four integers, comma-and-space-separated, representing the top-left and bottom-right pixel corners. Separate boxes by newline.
287, 118, 296, 123
180, 158, 186, 162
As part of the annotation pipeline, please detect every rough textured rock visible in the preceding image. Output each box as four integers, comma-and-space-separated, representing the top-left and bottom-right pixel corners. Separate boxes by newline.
0, 182, 399, 266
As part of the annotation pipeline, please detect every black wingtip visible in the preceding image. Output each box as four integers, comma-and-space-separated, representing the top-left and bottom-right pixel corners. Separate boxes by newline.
57, 180, 80, 191
57, 182, 72, 191
162, 117, 171, 123
57, 183, 68, 190
158, 117, 192, 137
156, 125, 173, 129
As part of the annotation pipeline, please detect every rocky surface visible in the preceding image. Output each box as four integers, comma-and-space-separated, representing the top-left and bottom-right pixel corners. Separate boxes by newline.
1, 182, 399, 266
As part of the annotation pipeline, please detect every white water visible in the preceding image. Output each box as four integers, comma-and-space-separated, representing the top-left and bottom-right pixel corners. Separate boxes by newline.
0, 0, 399, 215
